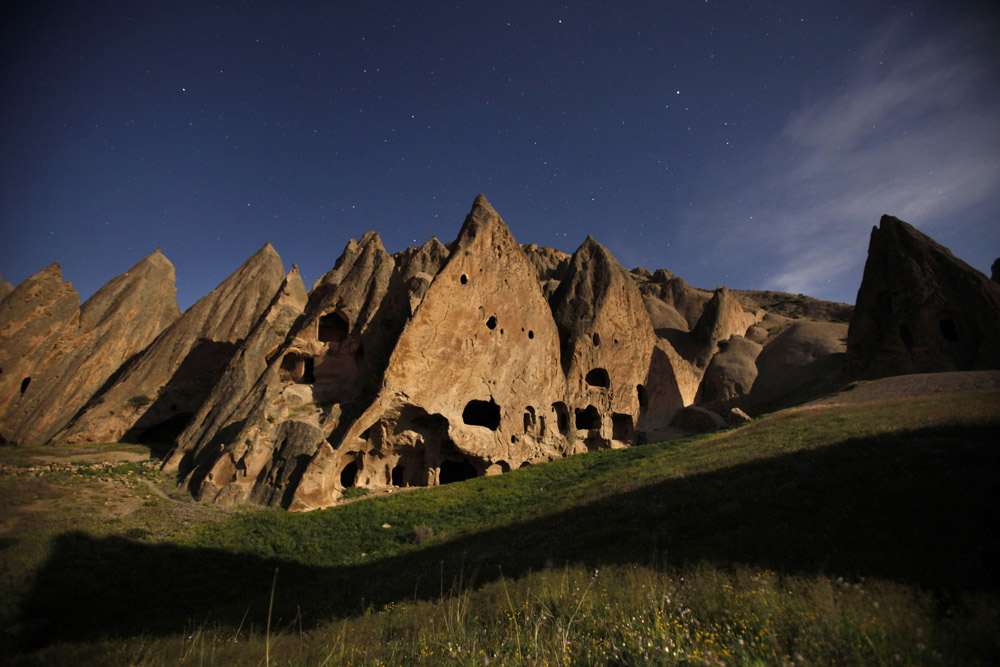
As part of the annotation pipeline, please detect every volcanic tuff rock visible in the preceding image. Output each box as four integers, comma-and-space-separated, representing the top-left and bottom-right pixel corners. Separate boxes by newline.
9, 194, 927, 511
847, 215, 1000, 377
54, 244, 286, 445
0, 251, 180, 446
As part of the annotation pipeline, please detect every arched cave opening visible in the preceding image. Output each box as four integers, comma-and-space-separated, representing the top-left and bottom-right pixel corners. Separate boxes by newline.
133, 413, 193, 444
280, 353, 315, 384
592, 332, 601, 346
440, 459, 478, 484
523, 406, 536, 433
637, 384, 648, 409
463, 399, 501, 430
391, 464, 405, 487
340, 461, 358, 488
20, 376, 30, 395
552, 402, 569, 434
612, 413, 634, 442
899, 323, 913, 352
585, 368, 610, 388
939, 318, 959, 342
528, 330, 534, 339
575, 405, 602, 431
318, 312, 349, 343
460, 274, 468, 285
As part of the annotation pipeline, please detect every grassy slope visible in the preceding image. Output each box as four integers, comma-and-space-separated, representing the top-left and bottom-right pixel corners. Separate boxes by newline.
4, 391, 1000, 664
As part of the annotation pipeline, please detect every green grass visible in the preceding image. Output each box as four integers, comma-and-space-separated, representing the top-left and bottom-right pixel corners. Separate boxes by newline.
2, 390, 999, 665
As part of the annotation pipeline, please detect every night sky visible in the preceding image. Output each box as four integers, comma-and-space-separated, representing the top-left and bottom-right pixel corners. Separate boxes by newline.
2, 1, 999, 310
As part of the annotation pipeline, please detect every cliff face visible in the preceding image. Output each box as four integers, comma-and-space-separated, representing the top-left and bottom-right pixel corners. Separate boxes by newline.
16, 195, 960, 511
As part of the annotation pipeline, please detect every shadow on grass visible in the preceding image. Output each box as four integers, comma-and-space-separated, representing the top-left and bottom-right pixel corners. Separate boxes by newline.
15, 423, 1000, 649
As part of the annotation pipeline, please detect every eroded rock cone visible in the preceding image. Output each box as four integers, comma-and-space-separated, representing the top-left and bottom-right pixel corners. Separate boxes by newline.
847, 215, 1000, 376
55, 244, 286, 445
1, 251, 180, 446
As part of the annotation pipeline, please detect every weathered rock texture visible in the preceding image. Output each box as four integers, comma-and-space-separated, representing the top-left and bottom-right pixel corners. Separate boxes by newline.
847, 215, 1000, 377
0, 251, 180, 446
54, 244, 286, 445
22, 197, 986, 513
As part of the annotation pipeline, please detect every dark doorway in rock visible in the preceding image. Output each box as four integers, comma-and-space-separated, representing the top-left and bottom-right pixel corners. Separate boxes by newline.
460, 274, 469, 284
552, 402, 569, 434
523, 406, 536, 433
637, 384, 648, 409
575, 405, 601, 430
463, 399, 501, 430
612, 413, 634, 442
341, 461, 358, 488
939, 318, 959, 342
592, 332, 601, 346
440, 459, 477, 484
133, 413, 193, 444
899, 323, 913, 351
486, 316, 498, 330
20, 376, 30, 395
391, 464, 405, 487
318, 312, 349, 343
585, 368, 610, 388
280, 353, 315, 384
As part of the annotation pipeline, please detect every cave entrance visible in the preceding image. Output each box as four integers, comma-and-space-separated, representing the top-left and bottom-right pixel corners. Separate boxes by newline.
552, 402, 569, 434
612, 413, 634, 442
585, 368, 610, 388
318, 312, 350, 343
440, 459, 477, 484
280, 353, 315, 384
939, 318, 959, 342
20, 377, 30, 395
340, 460, 358, 488
391, 464, 405, 487
637, 384, 648, 409
462, 399, 501, 430
575, 405, 601, 431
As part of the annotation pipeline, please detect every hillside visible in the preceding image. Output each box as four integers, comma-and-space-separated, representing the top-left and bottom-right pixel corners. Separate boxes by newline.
2, 382, 998, 664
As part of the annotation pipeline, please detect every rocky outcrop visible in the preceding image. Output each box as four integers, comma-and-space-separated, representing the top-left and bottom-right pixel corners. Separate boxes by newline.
0, 264, 81, 441
0, 251, 180, 446
992, 258, 999, 285
847, 215, 1000, 377
54, 245, 286, 445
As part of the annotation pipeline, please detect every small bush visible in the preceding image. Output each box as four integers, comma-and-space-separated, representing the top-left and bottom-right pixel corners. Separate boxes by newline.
128, 395, 152, 410
341, 487, 370, 499
410, 525, 434, 544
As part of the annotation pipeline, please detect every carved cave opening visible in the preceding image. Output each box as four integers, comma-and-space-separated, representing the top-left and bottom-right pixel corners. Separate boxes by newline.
133, 413, 193, 444
391, 464, 404, 487
486, 316, 498, 330
523, 406, 536, 433
341, 460, 358, 488
20, 376, 30, 395
899, 323, 913, 352
637, 384, 648, 409
460, 274, 468, 285
318, 311, 349, 344
462, 399, 501, 430
612, 413, 634, 442
575, 405, 602, 431
552, 402, 569, 434
440, 458, 478, 484
592, 332, 601, 346
585, 368, 610, 388
939, 318, 959, 342
280, 353, 315, 384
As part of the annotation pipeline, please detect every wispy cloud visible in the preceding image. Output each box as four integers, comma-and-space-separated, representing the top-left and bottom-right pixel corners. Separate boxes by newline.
691, 19, 1000, 301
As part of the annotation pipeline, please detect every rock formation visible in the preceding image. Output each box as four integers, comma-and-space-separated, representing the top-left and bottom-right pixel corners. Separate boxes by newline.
0, 251, 180, 446
24, 196, 988, 513
847, 215, 1000, 377
54, 244, 286, 445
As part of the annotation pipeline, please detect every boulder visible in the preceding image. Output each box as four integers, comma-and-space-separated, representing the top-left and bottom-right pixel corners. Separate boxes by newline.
749, 320, 848, 407
847, 215, 1000, 376
670, 405, 727, 433
699, 335, 762, 404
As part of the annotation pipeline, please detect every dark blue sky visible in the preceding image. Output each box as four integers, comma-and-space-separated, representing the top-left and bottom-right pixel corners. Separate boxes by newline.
3, 1, 999, 309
